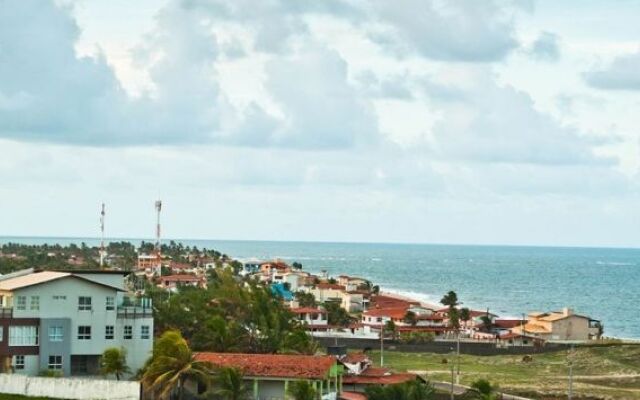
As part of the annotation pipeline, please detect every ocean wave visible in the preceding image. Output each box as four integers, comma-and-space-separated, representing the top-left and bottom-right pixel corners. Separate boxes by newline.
596, 261, 634, 266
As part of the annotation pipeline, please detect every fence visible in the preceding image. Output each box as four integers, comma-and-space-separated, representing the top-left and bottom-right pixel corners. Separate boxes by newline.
0, 374, 140, 400
316, 337, 569, 356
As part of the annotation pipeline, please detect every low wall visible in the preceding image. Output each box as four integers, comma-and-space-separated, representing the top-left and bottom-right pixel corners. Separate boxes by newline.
317, 337, 569, 356
0, 374, 140, 400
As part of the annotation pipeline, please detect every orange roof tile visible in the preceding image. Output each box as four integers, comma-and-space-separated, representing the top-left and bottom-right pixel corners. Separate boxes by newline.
363, 307, 408, 319
194, 353, 335, 379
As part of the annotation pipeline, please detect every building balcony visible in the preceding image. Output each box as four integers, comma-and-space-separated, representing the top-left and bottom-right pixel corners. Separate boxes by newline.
117, 297, 153, 318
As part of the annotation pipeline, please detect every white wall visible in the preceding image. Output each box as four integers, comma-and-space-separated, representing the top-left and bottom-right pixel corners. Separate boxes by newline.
0, 374, 140, 400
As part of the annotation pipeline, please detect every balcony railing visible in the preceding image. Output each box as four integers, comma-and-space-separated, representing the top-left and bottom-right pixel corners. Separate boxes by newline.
0, 307, 13, 318
117, 297, 153, 318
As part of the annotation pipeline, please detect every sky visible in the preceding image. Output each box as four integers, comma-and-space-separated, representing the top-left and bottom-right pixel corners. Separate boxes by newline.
1, 0, 640, 247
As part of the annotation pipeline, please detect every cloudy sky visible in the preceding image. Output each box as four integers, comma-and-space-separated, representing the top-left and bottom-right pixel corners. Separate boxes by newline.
1, 0, 640, 247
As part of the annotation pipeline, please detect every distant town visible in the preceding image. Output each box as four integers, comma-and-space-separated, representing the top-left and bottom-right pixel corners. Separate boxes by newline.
0, 232, 610, 400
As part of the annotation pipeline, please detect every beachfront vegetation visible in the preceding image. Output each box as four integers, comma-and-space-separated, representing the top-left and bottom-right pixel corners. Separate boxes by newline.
0, 240, 227, 273
370, 345, 640, 399
142, 330, 214, 400
147, 269, 318, 354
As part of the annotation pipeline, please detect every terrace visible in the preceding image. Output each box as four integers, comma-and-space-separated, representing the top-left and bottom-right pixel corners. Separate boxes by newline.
117, 296, 153, 318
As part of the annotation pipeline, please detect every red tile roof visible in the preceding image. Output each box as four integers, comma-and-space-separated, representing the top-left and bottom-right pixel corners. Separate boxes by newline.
194, 353, 335, 379
363, 307, 408, 319
494, 319, 527, 329
371, 295, 418, 309
343, 372, 419, 385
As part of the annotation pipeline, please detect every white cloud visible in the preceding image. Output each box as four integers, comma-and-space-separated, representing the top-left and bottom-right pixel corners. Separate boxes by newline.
584, 47, 640, 90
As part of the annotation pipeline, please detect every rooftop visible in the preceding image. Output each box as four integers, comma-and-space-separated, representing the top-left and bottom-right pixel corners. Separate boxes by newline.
194, 353, 336, 379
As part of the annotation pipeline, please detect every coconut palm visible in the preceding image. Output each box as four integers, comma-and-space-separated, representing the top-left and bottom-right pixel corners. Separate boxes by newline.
101, 347, 130, 381
142, 330, 213, 400
459, 307, 471, 329
209, 367, 249, 400
287, 380, 317, 400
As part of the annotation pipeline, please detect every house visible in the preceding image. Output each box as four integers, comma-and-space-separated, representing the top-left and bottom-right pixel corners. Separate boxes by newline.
338, 352, 423, 394
305, 284, 365, 313
157, 274, 204, 291
496, 333, 544, 347
193, 353, 343, 400
0, 269, 153, 377
511, 308, 601, 341
291, 307, 329, 333
260, 260, 291, 275
336, 276, 369, 292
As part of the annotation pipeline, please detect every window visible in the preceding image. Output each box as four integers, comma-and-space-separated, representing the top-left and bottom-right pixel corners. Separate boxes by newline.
105, 325, 114, 340
78, 296, 92, 311
105, 296, 115, 311
53, 295, 67, 301
9, 326, 38, 346
48, 326, 63, 342
16, 296, 26, 310
14, 355, 24, 370
30, 296, 39, 310
48, 355, 62, 370
77, 326, 91, 340
124, 325, 132, 340
141, 325, 150, 339
0, 326, 3, 341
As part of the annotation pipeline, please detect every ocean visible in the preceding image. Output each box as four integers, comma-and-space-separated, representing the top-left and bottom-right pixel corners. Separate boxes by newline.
2, 237, 639, 339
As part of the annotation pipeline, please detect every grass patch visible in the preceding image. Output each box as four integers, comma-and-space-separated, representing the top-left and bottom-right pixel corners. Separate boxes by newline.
370, 345, 640, 399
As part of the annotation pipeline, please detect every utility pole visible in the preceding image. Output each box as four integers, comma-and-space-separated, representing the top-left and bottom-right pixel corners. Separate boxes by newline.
380, 326, 384, 367
456, 330, 461, 384
450, 361, 455, 400
99, 202, 106, 268
568, 345, 574, 400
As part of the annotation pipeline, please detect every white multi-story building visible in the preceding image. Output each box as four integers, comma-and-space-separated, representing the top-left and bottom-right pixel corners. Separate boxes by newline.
0, 269, 153, 377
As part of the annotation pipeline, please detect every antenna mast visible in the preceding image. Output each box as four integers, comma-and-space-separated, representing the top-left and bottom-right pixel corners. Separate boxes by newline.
99, 202, 106, 268
155, 200, 162, 262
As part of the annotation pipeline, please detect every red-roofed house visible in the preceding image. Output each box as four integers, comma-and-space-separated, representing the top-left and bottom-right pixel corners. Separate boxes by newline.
192, 353, 343, 399
291, 307, 329, 331
338, 353, 424, 393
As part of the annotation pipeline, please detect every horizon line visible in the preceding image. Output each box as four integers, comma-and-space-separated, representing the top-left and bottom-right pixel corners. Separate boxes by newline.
0, 234, 639, 251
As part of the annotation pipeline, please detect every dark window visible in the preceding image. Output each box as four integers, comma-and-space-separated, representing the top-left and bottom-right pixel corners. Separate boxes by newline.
105, 325, 114, 340
78, 326, 91, 340
124, 325, 132, 340
78, 296, 92, 311
48, 355, 62, 370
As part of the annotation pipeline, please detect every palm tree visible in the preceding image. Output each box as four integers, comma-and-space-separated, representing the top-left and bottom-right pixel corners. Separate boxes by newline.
459, 307, 471, 329
288, 380, 317, 400
440, 291, 459, 309
142, 330, 213, 400
210, 367, 249, 400
101, 347, 130, 381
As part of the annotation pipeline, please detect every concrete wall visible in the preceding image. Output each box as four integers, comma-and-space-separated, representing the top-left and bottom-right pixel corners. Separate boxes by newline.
0, 374, 140, 400
316, 337, 569, 356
